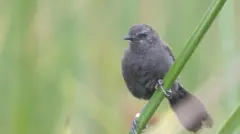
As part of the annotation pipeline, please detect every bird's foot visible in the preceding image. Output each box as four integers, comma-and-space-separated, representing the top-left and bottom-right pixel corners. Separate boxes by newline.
131, 112, 147, 134
155, 79, 172, 98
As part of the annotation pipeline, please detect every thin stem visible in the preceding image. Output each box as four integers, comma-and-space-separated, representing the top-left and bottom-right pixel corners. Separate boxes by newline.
218, 105, 240, 134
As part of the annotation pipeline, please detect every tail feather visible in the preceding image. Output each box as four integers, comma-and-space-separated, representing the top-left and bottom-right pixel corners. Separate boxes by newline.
168, 85, 213, 132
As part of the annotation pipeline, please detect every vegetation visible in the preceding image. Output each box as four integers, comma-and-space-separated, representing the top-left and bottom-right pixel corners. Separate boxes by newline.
0, 0, 239, 134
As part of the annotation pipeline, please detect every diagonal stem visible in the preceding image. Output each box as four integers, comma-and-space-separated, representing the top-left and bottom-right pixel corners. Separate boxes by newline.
218, 105, 240, 134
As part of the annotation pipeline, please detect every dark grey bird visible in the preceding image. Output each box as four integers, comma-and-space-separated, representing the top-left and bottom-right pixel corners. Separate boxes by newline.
122, 24, 213, 133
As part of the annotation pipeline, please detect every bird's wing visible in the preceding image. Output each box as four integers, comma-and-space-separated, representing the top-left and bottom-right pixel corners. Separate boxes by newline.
163, 43, 175, 61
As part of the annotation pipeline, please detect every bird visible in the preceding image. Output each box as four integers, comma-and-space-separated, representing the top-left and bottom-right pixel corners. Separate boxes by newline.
121, 24, 213, 133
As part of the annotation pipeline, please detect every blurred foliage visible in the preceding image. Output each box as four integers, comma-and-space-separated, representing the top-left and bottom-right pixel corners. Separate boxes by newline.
0, 0, 239, 134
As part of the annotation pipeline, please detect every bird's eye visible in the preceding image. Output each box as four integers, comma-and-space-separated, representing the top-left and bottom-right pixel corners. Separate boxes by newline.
138, 33, 147, 38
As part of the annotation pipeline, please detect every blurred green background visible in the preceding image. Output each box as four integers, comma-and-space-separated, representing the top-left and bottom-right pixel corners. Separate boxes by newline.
0, 0, 239, 134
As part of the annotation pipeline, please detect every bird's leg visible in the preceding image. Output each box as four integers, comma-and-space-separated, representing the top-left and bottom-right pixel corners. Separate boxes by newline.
155, 79, 172, 98
131, 107, 148, 134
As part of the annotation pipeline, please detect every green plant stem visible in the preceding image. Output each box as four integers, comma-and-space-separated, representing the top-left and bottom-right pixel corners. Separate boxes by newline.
218, 105, 240, 134
128, 0, 227, 133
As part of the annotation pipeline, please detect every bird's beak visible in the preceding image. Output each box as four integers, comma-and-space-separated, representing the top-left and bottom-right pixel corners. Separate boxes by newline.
124, 36, 133, 41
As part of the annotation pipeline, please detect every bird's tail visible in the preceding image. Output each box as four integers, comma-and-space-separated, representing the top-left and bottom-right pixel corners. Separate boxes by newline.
168, 84, 213, 132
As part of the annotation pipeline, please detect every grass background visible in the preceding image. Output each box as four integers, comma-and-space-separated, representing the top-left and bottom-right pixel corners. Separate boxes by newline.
0, 0, 239, 134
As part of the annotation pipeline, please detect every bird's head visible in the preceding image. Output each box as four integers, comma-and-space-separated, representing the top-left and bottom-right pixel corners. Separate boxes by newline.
124, 24, 160, 52
124, 24, 159, 43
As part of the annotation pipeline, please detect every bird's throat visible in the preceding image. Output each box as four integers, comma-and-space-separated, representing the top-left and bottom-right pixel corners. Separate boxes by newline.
129, 42, 151, 54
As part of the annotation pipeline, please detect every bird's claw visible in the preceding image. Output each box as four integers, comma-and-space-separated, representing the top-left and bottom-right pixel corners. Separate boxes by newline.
155, 79, 172, 98
131, 119, 137, 134
131, 113, 147, 134
131, 113, 139, 134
